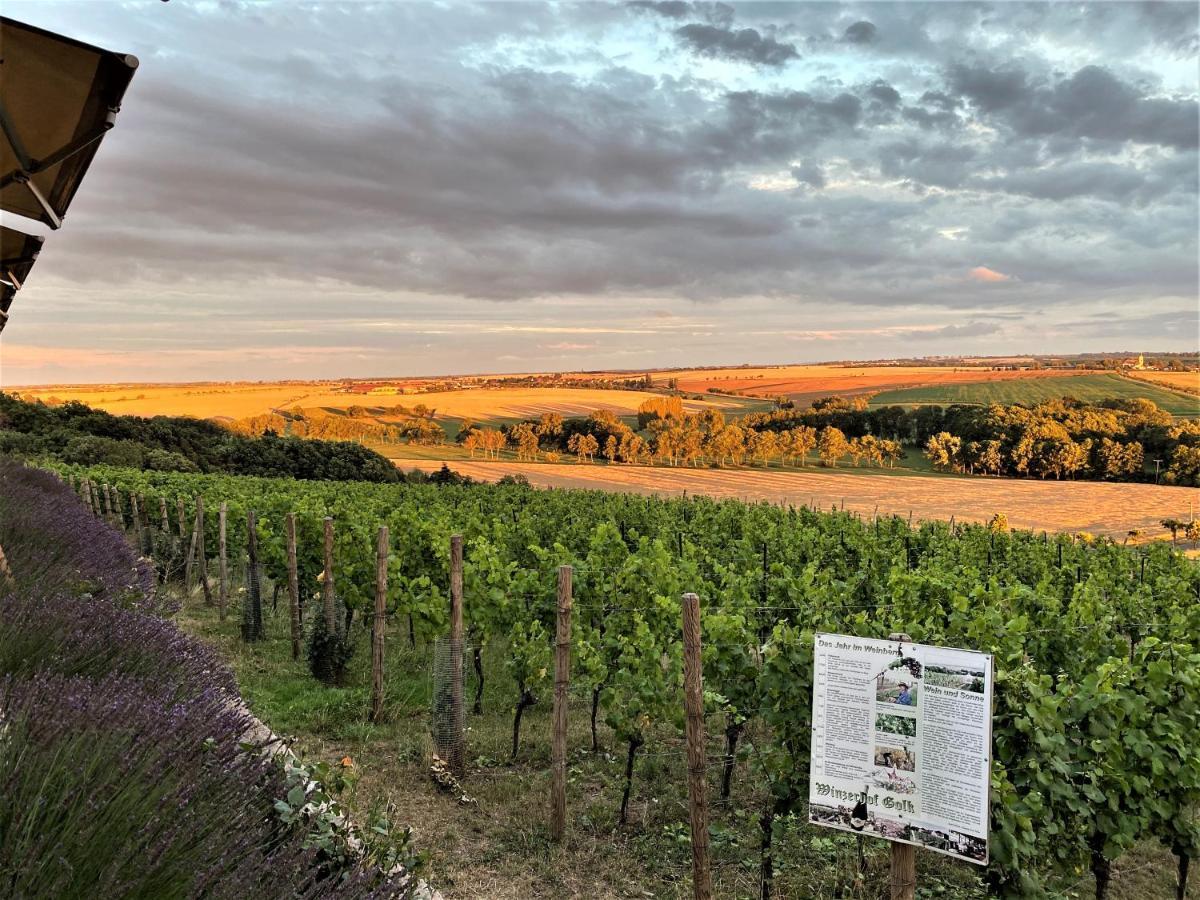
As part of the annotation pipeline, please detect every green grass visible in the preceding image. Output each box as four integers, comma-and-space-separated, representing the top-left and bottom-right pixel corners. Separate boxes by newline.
869, 374, 1200, 417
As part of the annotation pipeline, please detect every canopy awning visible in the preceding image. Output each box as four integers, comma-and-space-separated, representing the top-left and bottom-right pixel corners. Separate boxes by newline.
0, 225, 44, 332
0, 16, 138, 229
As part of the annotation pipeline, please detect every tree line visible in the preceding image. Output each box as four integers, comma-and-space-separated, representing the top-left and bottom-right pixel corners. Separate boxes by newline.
0, 393, 401, 483
456, 393, 1198, 485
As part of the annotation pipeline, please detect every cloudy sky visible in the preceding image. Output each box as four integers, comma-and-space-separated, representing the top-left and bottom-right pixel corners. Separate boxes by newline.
3, 0, 1197, 385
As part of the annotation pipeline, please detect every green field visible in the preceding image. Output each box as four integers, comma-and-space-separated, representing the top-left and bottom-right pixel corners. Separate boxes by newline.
870, 374, 1200, 416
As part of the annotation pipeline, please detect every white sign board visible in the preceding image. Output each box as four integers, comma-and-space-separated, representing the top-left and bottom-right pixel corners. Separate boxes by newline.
808, 632, 993, 865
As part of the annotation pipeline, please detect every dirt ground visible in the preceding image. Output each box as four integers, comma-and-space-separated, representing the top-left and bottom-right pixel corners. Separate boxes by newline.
402, 459, 1199, 538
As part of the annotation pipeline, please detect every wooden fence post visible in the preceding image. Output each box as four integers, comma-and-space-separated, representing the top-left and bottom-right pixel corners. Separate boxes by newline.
322, 516, 337, 635
79, 478, 92, 513
196, 497, 212, 606
101, 484, 114, 524
89, 481, 101, 518
681, 591, 713, 900
888, 631, 916, 900
159, 496, 169, 535
176, 498, 187, 540
218, 502, 229, 621
550, 564, 573, 842
448, 533, 466, 778
371, 525, 389, 723
286, 512, 301, 660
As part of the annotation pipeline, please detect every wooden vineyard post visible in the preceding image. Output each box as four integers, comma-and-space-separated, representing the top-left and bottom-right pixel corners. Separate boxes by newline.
130, 493, 144, 551
888, 631, 916, 900
448, 533, 466, 778
218, 503, 229, 621
138, 494, 153, 557
550, 565, 573, 842
195, 497, 212, 606
243, 510, 263, 642
110, 486, 123, 530
371, 525, 389, 723
681, 591, 713, 900
89, 481, 102, 518
176, 498, 187, 541
322, 517, 337, 635
80, 478, 92, 514
184, 509, 198, 594
285, 513, 301, 660
0, 542, 14, 589
159, 496, 169, 535
101, 484, 114, 525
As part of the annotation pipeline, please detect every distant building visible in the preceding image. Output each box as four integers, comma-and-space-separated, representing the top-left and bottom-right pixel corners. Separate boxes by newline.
1120, 354, 1147, 370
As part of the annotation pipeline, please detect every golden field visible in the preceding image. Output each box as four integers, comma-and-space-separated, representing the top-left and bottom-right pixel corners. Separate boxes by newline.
651, 364, 1089, 403
14, 382, 744, 421
1128, 370, 1200, 393
403, 459, 1198, 539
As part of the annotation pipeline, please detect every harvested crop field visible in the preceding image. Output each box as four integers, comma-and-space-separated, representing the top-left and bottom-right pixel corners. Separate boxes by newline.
656, 364, 1086, 406
403, 459, 1198, 539
1127, 370, 1200, 393
13, 383, 746, 421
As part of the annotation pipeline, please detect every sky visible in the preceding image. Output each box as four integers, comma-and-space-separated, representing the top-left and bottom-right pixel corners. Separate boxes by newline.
2, 0, 1198, 385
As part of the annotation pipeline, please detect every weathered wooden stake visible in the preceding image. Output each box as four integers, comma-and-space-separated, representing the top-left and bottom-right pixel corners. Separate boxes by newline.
184, 505, 197, 593
218, 502, 229, 621
448, 533, 466, 778
244, 509, 263, 641
196, 497, 212, 606
370, 525, 389, 723
322, 516, 337, 634
0, 542, 14, 588
89, 481, 102, 517
130, 493, 144, 550
550, 565, 573, 842
681, 591, 713, 900
176, 498, 187, 540
159, 496, 169, 534
285, 513, 301, 659
101, 484, 113, 522
888, 631, 916, 900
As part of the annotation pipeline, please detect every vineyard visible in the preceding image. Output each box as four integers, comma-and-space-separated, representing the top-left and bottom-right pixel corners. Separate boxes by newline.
63, 464, 1200, 899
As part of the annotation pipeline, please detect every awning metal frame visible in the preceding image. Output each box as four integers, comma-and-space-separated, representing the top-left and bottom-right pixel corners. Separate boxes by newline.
0, 95, 121, 230
0, 16, 138, 230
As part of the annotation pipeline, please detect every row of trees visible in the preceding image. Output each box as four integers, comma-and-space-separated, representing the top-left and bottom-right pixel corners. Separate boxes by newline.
744, 396, 1197, 485
458, 409, 904, 469
230, 409, 448, 446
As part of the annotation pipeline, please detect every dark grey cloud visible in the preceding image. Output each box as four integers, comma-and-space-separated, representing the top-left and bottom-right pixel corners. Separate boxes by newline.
921, 321, 1003, 339
843, 20, 877, 44
791, 159, 826, 189
627, 1, 691, 19
865, 79, 901, 107
946, 63, 1199, 150
674, 23, 799, 67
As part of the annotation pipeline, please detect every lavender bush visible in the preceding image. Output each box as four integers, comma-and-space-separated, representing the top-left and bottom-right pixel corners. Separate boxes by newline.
0, 460, 415, 898
0, 461, 159, 611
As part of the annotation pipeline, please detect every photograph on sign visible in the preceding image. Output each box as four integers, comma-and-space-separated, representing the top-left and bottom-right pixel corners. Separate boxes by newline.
807, 632, 993, 866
